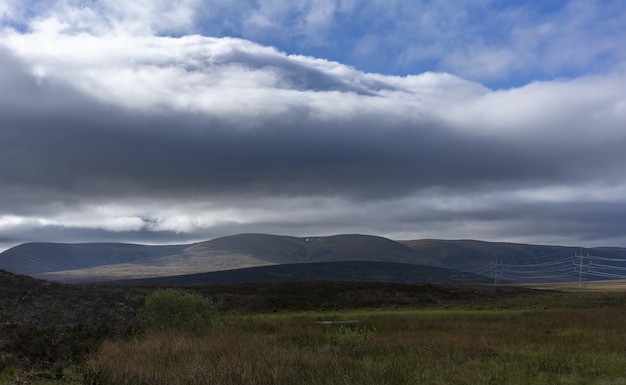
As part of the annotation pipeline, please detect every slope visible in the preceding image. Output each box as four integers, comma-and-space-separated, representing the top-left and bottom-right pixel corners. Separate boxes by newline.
3, 234, 626, 284
26, 234, 442, 282
105, 261, 491, 286
0, 242, 187, 275
400, 239, 626, 283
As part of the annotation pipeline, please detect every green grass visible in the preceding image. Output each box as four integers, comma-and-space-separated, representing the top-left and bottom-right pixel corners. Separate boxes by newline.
5, 279, 626, 384
0, 366, 82, 385
85, 306, 626, 385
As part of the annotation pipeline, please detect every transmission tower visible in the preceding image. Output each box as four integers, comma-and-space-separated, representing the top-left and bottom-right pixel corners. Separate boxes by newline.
573, 251, 591, 289
490, 257, 504, 284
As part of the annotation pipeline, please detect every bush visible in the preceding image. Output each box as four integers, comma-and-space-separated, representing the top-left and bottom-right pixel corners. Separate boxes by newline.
138, 289, 218, 332
0, 367, 19, 384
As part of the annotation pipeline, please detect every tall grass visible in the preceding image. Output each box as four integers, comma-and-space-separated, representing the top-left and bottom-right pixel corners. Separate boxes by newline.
85, 308, 626, 385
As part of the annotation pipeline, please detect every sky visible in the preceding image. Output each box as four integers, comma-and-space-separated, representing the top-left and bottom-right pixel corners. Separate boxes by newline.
1, 0, 626, 251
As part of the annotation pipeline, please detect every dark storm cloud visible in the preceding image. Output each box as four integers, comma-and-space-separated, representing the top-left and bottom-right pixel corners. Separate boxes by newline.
0, 70, 612, 211
0, 44, 622, 207
1, 32, 626, 247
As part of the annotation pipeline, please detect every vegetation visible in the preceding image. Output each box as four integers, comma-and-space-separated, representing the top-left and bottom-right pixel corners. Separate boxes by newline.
137, 289, 218, 332
0, 270, 145, 384
3, 271, 626, 384
86, 307, 626, 385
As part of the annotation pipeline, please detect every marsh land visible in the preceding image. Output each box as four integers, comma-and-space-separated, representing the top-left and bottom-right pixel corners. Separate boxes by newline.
2, 272, 626, 384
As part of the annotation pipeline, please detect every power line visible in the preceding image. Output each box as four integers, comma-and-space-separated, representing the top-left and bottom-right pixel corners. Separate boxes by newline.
465, 251, 626, 285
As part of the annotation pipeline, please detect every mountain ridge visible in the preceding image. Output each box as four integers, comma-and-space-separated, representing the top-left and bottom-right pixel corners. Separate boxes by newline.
2, 233, 626, 284
0, 242, 188, 275
102, 261, 492, 286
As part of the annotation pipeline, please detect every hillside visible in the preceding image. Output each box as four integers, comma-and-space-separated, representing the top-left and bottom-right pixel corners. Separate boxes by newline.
6, 234, 443, 283
105, 261, 491, 286
400, 239, 626, 282
0, 269, 143, 370
399, 239, 578, 268
2, 234, 626, 284
189, 233, 441, 265
0, 242, 187, 275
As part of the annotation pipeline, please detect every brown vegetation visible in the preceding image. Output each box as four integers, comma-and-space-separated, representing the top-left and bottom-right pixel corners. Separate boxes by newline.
0, 270, 146, 370
85, 306, 626, 385
3, 268, 626, 384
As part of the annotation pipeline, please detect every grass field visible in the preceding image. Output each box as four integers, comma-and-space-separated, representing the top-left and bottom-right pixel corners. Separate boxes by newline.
4, 280, 626, 384
85, 305, 626, 385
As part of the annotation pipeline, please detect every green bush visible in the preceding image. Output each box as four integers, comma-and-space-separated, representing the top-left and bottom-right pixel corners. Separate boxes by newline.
333, 324, 376, 352
0, 367, 19, 384
138, 289, 218, 332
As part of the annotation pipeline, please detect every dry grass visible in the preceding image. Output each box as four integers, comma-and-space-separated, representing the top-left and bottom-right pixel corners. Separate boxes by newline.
85, 307, 626, 385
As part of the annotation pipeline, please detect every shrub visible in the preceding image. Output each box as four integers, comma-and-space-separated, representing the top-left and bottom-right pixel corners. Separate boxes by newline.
333, 324, 376, 352
0, 367, 19, 383
137, 289, 218, 332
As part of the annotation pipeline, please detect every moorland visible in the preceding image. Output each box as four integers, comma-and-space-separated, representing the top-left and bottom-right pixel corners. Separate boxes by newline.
3, 268, 626, 384
3, 234, 626, 383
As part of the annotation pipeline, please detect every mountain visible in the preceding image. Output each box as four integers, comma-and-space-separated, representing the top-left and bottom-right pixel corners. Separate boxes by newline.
400, 239, 626, 283
2, 233, 626, 284
104, 261, 491, 286
0, 242, 187, 275
3, 234, 442, 283
399, 239, 579, 270
189, 233, 442, 265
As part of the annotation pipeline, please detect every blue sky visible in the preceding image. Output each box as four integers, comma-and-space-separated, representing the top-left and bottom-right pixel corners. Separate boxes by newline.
0, 0, 625, 250
4, 0, 625, 87
187, 0, 624, 88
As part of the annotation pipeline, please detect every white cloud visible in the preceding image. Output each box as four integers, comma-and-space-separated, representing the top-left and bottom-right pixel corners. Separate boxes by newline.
25, 206, 146, 233
242, 0, 344, 45
441, 74, 626, 140
512, 183, 626, 204
0, 2, 10, 20
1, 0, 626, 250
4, 0, 625, 84
350, 0, 626, 83
0, 0, 23, 23
443, 45, 517, 81
104, 0, 200, 35
26, 0, 202, 36
2, 25, 491, 121
0, 215, 39, 231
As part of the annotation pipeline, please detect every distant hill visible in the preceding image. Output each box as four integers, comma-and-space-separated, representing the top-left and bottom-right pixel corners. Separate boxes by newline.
399, 239, 580, 270
0, 242, 187, 275
105, 261, 491, 286
191, 233, 442, 265
4, 234, 442, 283
2, 233, 626, 284
400, 239, 626, 283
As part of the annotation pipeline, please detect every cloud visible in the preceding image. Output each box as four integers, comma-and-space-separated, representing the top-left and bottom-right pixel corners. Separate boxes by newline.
5, 1, 626, 84
5, 0, 201, 36
324, 0, 626, 85
0, 1, 625, 250
242, 0, 339, 44
437, 0, 626, 83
